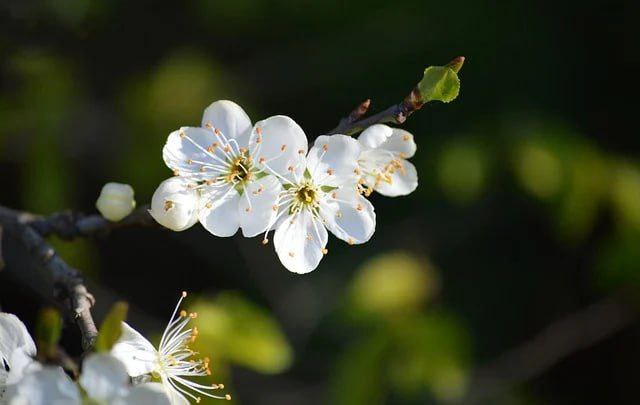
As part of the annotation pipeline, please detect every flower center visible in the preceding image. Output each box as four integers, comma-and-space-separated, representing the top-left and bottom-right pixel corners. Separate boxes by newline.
288, 181, 321, 214
225, 154, 254, 185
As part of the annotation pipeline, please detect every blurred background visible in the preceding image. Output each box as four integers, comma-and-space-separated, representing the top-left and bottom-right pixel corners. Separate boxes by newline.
0, 0, 638, 403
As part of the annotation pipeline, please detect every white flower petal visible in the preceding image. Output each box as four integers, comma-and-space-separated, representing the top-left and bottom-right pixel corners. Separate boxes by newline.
111, 322, 158, 378
201, 100, 252, 145
5, 349, 38, 386
374, 159, 418, 197
4, 367, 80, 405
321, 187, 376, 244
161, 375, 190, 405
238, 176, 282, 237
0, 314, 36, 362
357, 124, 393, 149
307, 134, 360, 187
113, 383, 172, 405
198, 185, 241, 237
162, 127, 225, 176
251, 116, 308, 181
149, 177, 199, 232
79, 353, 129, 401
274, 210, 328, 274
379, 128, 417, 158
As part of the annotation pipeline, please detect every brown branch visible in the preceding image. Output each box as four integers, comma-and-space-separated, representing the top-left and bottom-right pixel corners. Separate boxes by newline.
326, 56, 465, 136
461, 293, 637, 403
0, 205, 98, 352
28, 204, 156, 241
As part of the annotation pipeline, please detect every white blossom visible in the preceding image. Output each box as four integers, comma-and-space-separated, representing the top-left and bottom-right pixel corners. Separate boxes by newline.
162, 100, 307, 238
3, 366, 80, 405
263, 134, 376, 274
78, 353, 129, 402
0, 313, 37, 398
113, 382, 172, 405
149, 177, 200, 232
356, 124, 418, 197
111, 292, 229, 404
96, 183, 137, 221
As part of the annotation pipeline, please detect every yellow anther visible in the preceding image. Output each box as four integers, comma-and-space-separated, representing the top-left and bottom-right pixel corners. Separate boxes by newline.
205, 122, 212, 128
306, 234, 312, 241
262, 238, 269, 245
179, 130, 186, 138
256, 136, 262, 143
298, 149, 305, 154
239, 147, 248, 154
219, 384, 225, 389
196, 397, 201, 403
356, 204, 363, 211
187, 159, 193, 164
255, 127, 262, 135
322, 144, 328, 152
245, 207, 251, 213
225, 394, 232, 400
321, 248, 328, 255
200, 166, 207, 172
288, 165, 294, 172
348, 238, 355, 245
189, 312, 198, 319
280, 144, 287, 152
288, 251, 295, 257
327, 168, 334, 175
214, 128, 221, 135
259, 157, 266, 164
331, 192, 337, 199
272, 205, 278, 211
182, 291, 188, 297
205, 202, 213, 209
180, 310, 187, 317
354, 167, 361, 175
402, 134, 410, 141
173, 169, 180, 176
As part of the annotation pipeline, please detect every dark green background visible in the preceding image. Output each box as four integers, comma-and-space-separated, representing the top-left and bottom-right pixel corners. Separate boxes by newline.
1, 0, 638, 404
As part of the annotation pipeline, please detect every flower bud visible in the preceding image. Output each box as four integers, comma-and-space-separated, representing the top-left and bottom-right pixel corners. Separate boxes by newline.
96, 183, 136, 222
149, 177, 199, 232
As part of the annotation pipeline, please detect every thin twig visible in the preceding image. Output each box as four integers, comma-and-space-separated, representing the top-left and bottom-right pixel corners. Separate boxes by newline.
326, 56, 465, 136
0, 225, 5, 271
462, 293, 637, 403
0, 205, 98, 352
29, 205, 156, 241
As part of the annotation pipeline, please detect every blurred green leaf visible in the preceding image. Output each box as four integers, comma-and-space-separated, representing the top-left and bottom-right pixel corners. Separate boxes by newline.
329, 330, 389, 405
609, 161, 640, 230
418, 66, 460, 103
593, 231, 640, 291
193, 292, 293, 374
437, 139, 490, 204
513, 141, 564, 200
35, 307, 62, 359
389, 312, 470, 401
349, 251, 438, 318
95, 302, 128, 353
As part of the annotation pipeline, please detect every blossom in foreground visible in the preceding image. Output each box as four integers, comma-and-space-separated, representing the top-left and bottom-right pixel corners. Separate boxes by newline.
149, 177, 200, 232
356, 124, 418, 197
162, 100, 307, 237
264, 134, 376, 274
4, 366, 80, 404
0, 313, 37, 398
96, 182, 137, 222
111, 292, 229, 404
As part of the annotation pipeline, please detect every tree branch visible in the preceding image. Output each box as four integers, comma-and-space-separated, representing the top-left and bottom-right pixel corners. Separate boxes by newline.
461, 293, 637, 403
326, 56, 465, 136
0, 205, 98, 352
28, 205, 155, 241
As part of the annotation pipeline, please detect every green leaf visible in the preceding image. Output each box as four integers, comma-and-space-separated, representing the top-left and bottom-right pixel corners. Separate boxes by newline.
417, 66, 460, 103
321, 185, 338, 193
95, 302, 129, 353
35, 308, 62, 359
192, 292, 293, 374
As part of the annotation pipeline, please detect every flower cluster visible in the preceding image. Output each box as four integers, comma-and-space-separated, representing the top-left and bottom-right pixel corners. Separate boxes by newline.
0, 292, 227, 405
151, 100, 418, 274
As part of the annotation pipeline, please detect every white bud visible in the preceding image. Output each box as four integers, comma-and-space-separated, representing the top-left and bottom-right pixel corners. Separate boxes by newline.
96, 183, 136, 222
149, 177, 199, 232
